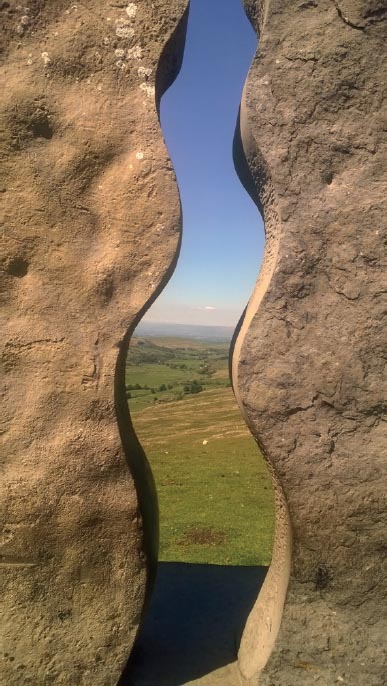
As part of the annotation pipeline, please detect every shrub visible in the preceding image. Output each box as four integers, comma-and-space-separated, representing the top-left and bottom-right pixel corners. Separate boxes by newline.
183, 380, 203, 395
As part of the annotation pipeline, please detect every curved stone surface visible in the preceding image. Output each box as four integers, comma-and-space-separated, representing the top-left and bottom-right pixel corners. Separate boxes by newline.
233, 1, 386, 683
1, 1, 188, 684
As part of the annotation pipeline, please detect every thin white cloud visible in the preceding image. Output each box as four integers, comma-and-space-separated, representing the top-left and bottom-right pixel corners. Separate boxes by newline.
194, 305, 217, 311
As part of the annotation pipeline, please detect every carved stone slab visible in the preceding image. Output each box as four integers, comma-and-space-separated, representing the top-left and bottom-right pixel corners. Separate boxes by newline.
1, 1, 188, 684
233, 0, 387, 683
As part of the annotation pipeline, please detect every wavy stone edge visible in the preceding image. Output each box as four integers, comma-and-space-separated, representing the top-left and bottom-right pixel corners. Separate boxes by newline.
1, 2, 189, 684
232, 0, 386, 683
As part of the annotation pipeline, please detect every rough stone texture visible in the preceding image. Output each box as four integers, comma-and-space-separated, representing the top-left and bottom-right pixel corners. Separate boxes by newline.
233, 0, 387, 683
0, 1, 188, 684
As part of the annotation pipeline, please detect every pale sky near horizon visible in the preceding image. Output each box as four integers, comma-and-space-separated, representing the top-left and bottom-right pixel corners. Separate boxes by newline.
142, 0, 264, 328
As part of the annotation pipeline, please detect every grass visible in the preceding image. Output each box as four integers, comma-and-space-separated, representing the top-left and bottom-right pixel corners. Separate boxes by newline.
127, 337, 275, 566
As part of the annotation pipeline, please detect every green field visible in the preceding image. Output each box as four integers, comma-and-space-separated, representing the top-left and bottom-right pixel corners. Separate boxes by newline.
126, 337, 231, 411
126, 336, 274, 566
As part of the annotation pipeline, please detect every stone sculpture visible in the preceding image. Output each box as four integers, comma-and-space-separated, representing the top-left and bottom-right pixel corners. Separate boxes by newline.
1, 1, 188, 684
2, 0, 386, 684
233, 0, 386, 683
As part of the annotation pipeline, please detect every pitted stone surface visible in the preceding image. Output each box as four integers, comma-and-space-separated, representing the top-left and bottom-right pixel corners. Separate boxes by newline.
233, 0, 386, 684
0, 1, 188, 684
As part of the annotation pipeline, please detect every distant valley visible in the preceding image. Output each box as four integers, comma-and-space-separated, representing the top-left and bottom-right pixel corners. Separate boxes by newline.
136, 321, 235, 342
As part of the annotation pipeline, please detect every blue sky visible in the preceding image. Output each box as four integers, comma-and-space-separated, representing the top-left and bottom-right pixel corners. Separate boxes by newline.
143, 0, 264, 327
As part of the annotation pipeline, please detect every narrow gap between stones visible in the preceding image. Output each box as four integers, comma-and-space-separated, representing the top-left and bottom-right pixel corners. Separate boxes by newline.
121, 2, 274, 684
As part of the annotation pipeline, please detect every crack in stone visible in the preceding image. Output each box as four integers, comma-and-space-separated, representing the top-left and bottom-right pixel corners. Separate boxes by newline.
331, 0, 366, 31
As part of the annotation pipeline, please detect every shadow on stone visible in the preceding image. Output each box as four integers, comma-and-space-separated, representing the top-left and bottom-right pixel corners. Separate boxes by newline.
119, 562, 268, 686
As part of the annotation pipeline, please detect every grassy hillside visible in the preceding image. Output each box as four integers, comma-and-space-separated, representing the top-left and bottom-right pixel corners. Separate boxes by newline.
126, 336, 274, 566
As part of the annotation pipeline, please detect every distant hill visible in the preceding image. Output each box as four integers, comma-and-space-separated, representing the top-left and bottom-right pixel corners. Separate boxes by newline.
135, 321, 234, 342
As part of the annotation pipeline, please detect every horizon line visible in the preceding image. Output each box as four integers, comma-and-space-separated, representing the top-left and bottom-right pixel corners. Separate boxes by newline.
138, 319, 236, 329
